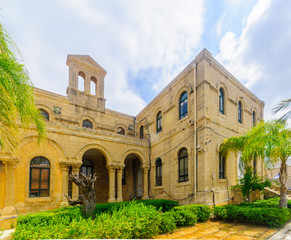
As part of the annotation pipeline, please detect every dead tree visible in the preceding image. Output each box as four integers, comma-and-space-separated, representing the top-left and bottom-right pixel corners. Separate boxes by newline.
65, 172, 97, 218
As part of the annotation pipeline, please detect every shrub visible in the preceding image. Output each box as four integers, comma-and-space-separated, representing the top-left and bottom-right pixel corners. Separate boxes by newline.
213, 205, 291, 227
159, 212, 177, 234
16, 206, 82, 227
94, 199, 178, 215
137, 199, 179, 212
173, 205, 212, 222
171, 208, 197, 226
93, 202, 162, 239
13, 202, 163, 239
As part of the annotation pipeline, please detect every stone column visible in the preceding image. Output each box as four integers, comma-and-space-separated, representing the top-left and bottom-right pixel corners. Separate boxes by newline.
116, 165, 125, 202
1, 160, 18, 216
71, 165, 81, 200
84, 73, 90, 94
60, 163, 69, 204
107, 164, 116, 202
142, 165, 150, 200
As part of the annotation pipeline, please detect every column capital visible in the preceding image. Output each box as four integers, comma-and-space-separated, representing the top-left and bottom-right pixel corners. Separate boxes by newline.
2, 159, 19, 168
106, 164, 116, 171
59, 163, 69, 171
142, 164, 150, 171
116, 164, 125, 171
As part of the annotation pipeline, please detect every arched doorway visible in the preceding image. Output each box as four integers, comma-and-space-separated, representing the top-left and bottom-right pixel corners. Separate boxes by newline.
123, 153, 143, 200
81, 148, 108, 203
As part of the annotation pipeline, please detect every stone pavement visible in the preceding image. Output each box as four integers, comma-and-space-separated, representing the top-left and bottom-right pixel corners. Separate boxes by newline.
268, 222, 291, 240
156, 219, 279, 239
0, 229, 14, 240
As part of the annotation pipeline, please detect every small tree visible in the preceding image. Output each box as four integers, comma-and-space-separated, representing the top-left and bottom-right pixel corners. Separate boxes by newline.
65, 172, 97, 218
221, 121, 291, 208
234, 166, 271, 202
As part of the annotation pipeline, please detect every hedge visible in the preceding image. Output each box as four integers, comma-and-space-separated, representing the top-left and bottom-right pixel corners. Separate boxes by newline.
213, 205, 291, 227
94, 199, 178, 215
13, 202, 163, 239
240, 197, 291, 209
173, 204, 212, 222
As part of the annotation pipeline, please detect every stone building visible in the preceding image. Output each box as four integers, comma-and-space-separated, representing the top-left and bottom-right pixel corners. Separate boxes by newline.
0, 49, 264, 216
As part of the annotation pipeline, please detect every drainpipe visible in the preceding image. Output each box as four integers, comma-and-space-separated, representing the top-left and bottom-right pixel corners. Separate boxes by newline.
193, 63, 197, 204
133, 117, 136, 137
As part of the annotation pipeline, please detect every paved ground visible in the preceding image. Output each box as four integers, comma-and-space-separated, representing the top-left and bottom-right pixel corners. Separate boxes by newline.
155, 219, 279, 239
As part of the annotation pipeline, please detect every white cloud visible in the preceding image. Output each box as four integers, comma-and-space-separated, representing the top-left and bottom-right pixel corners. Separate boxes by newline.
1, 0, 205, 116
216, 0, 291, 122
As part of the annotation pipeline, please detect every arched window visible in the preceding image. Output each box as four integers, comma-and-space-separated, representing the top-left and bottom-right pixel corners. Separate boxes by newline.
39, 109, 49, 121
156, 158, 162, 186
29, 157, 50, 197
238, 101, 242, 124
80, 159, 93, 176
156, 111, 162, 133
90, 76, 97, 95
219, 88, 225, 114
178, 148, 188, 182
140, 126, 144, 139
78, 71, 85, 91
117, 127, 125, 135
253, 111, 256, 126
219, 153, 225, 179
82, 119, 93, 129
179, 92, 188, 119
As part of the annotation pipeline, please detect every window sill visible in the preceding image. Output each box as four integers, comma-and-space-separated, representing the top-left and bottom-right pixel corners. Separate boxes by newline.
218, 112, 227, 119
154, 186, 163, 190
176, 181, 192, 187
27, 197, 52, 203
218, 179, 227, 183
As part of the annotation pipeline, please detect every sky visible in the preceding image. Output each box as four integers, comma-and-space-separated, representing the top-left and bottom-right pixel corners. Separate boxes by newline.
1, 0, 291, 119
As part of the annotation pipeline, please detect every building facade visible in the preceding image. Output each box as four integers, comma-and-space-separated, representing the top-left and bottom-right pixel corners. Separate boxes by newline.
0, 49, 264, 216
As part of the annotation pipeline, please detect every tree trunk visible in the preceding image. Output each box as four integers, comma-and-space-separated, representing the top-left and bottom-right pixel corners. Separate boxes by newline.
279, 159, 288, 208
66, 172, 97, 218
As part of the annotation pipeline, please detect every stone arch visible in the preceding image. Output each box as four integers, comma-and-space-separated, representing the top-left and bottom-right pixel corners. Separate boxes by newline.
90, 76, 97, 95
18, 137, 62, 203
79, 115, 95, 129
78, 71, 85, 91
122, 149, 147, 166
114, 124, 127, 135
35, 104, 53, 116
17, 136, 65, 161
76, 143, 112, 165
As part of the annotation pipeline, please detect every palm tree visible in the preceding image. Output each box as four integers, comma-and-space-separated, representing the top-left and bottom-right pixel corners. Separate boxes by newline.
0, 22, 45, 151
221, 121, 291, 208
273, 98, 291, 122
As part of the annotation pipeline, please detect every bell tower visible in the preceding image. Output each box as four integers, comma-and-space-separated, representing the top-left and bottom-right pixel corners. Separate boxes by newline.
66, 55, 106, 111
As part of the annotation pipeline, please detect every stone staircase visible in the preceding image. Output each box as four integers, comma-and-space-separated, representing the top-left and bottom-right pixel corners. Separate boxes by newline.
264, 184, 291, 200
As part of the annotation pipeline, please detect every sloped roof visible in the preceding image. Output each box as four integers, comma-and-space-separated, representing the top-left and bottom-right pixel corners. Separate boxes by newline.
66, 54, 107, 74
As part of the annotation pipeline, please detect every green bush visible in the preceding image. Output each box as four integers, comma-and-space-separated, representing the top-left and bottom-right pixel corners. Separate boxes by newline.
13, 202, 163, 239
159, 212, 177, 234
16, 206, 82, 227
94, 199, 178, 215
173, 204, 212, 222
171, 208, 197, 226
213, 205, 291, 227
94, 202, 162, 239
137, 199, 179, 212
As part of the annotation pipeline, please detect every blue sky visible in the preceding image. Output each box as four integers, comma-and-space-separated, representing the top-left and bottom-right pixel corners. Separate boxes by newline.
1, 0, 290, 119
